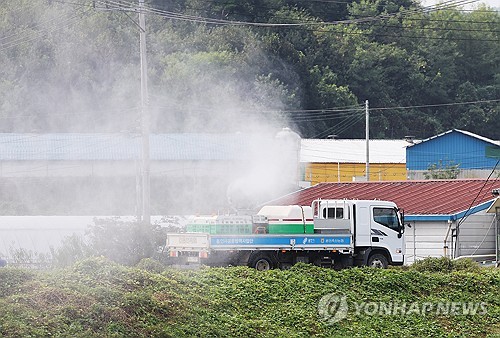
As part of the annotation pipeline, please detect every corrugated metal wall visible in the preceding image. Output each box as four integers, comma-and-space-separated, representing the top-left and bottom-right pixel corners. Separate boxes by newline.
405, 220, 449, 264
456, 213, 496, 257
407, 131, 499, 171
304, 163, 407, 184
407, 169, 497, 180
404, 212, 496, 264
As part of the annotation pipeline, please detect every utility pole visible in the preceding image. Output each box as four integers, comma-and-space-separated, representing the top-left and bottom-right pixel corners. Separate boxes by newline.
139, 0, 150, 224
94, 1, 151, 224
365, 100, 370, 182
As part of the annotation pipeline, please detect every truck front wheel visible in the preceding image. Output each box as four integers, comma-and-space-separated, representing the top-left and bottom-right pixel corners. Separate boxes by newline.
249, 253, 276, 271
367, 253, 389, 269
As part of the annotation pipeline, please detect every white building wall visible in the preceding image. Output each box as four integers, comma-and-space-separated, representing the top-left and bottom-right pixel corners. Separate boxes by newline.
456, 212, 496, 257
0, 160, 234, 178
404, 211, 496, 264
404, 220, 450, 264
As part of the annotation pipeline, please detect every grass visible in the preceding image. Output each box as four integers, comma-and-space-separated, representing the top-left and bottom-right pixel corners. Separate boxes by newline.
0, 257, 498, 337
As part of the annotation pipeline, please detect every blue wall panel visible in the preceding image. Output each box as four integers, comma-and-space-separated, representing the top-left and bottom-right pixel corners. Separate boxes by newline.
407, 131, 500, 170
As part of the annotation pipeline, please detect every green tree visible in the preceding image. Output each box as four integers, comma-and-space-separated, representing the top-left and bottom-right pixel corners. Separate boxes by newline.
0, 0, 498, 140
423, 160, 460, 179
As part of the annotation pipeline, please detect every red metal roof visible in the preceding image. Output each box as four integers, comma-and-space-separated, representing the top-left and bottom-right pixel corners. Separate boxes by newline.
268, 179, 500, 216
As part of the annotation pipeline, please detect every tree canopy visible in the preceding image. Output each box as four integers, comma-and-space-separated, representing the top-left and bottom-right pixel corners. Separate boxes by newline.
0, 0, 498, 139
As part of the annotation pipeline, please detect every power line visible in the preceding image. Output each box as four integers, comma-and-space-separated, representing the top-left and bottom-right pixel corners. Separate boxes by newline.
95, 0, 486, 27
147, 97, 498, 123
53, 0, 499, 43
0, 1, 40, 18
356, 20, 500, 34
304, 98, 500, 137
150, 0, 498, 38
456, 160, 500, 229
181, 0, 499, 27
397, 14, 499, 25
287, 110, 364, 122
0, 7, 92, 53
311, 112, 366, 138
147, 105, 364, 121
61, 0, 500, 27
150, 0, 500, 41
269, 104, 365, 113
277, 24, 499, 42
51, 0, 93, 8
0, 106, 140, 120
372, 99, 500, 111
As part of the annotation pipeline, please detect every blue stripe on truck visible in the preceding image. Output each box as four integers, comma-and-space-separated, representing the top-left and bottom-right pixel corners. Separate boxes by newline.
210, 235, 351, 246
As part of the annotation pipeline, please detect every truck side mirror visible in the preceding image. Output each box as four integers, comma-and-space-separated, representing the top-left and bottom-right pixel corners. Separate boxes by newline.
397, 224, 404, 238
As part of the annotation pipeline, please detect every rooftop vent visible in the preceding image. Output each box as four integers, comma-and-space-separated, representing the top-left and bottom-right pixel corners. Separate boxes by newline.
404, 135, 416, 144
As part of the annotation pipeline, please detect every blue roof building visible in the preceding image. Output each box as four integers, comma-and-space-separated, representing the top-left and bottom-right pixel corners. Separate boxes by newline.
0, 133, 265, 161
0, 132, 300, 215
406, 129, 500, 179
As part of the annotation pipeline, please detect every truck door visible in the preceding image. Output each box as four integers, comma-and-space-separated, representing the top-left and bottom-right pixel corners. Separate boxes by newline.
370, 206, 404, 264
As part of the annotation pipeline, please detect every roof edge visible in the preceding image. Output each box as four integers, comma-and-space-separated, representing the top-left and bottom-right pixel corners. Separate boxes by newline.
405, 200, 495, 222
408, 129, 499, 148
405, 215, 452, 221
451, 200, 495, 220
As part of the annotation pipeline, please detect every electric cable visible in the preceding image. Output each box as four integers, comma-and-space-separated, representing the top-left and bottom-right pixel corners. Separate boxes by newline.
457, 159, 500, 229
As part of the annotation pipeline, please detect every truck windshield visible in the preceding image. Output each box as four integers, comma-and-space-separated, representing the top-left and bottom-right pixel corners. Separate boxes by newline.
373, 207, 400, 231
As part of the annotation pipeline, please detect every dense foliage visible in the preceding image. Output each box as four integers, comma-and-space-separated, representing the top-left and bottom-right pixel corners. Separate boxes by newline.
0, 258, 498, 337
6, 218, 178, 267
0, 0, 498, 139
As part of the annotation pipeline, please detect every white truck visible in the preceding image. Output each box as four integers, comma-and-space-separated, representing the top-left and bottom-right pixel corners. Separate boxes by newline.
166, 199, 405, 270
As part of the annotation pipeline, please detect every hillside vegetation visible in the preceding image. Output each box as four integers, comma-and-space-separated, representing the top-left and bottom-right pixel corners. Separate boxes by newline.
0, 258, 498, 337
0, 0, 498, 139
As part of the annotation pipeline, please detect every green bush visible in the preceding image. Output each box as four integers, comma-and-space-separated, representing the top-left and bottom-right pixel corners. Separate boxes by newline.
136, 258, 167, 274
0, 268, 35, 297
451, 257, 482, 272
52, 219, 169, 268
0, 260, 499, 337
410, 257, 481, 273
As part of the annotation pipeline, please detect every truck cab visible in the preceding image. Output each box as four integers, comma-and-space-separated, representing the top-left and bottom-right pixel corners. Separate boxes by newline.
312, 199, 405, 267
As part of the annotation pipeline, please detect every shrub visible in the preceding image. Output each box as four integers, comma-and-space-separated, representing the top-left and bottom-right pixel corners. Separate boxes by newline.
0, 268, 35, 297
451, 257, 482, 272
52, 219, 169, 267
136, 258, 166, 273
410, 257, 480, 273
